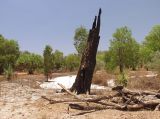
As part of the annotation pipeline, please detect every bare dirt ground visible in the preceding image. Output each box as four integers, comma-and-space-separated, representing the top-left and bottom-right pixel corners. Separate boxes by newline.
0, 71, 160, 119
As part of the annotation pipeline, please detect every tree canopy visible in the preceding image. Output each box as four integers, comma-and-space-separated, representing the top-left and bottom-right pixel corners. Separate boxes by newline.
106, 26, 140, 72
146, 51, 160, 72
144, 25, 160, 52
74, 26, 88, 56
0, 35, 20, 74
53, 50, 64, 71
43, 45, 53, 80
64, 54, 80, 71
16, 52, 43, 74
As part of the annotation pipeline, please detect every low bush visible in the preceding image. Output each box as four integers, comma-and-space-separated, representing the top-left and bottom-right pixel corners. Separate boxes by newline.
4, 64, 13, 80
115, 73, 128, 87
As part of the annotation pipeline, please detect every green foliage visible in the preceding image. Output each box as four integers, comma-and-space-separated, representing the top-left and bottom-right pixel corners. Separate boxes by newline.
16, 52, 43, 74
64, 54, 80, 71
0, 35, 20, 74
146, 51, 160, 72
43, 45, 53, 79
125, 38, 140, 70
104, 50, 117, 71
4, 64, 13, 80
53, 50, 64, 70
96, 51, 106, 71
139, 45, 153, 68
144, 25, 160, 52
110, 26, 133, 73
74, 26, 88, 56
116, 73, 128, 87
106, 26, 140, 72
141, 24, 160, 69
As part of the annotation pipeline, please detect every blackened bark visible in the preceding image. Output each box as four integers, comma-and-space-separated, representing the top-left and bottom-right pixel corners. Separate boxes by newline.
70, 9, 102, 94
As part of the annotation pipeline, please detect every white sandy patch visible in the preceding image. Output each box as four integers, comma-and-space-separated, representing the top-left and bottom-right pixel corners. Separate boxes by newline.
107, 79, 115, 87
146, 73, 158, 78
40, 75, 107, 90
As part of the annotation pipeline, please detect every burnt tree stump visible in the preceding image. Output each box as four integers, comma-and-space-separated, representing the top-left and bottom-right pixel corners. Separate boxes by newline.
70, 9, 102, 94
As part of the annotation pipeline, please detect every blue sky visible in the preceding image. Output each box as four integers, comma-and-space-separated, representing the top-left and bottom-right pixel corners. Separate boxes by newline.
0, 0, 160, 55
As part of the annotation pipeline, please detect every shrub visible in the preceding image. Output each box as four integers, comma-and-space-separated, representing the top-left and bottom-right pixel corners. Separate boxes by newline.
53, 50, 64, 71
43, 45, 53, 80
146, 51, 160, 72
116, 73, 128, 87
16, 52, 43, 74
64, 54, 80, 71
4, 64, 13, 80
0, 35, 20, 74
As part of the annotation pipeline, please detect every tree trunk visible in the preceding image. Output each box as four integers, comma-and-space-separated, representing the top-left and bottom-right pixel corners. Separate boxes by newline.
119, 47, 124, 73
70, 9, 102, 94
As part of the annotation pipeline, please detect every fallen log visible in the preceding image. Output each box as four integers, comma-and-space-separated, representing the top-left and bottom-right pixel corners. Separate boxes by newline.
97, 101, 126, 110
69, 103, 116, 110
41, 96, 81, 104
143, 99, 160, 106
123, 89, 160, 96
58, 83, 129, 110
112, 86, 160, 96
126, 104, 144, 111
42, 84, 160, 111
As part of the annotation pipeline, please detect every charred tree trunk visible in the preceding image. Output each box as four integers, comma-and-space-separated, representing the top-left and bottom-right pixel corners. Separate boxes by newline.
70, 9, 102, 94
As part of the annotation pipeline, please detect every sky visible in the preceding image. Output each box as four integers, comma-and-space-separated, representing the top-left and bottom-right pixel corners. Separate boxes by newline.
0, 0, 160, 55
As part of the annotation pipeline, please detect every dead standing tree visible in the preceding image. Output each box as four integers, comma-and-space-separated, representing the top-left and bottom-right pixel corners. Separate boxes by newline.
70, 9, 102, 94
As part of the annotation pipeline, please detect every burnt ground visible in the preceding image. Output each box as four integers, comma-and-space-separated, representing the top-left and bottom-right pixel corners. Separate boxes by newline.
0, 71, 160, 119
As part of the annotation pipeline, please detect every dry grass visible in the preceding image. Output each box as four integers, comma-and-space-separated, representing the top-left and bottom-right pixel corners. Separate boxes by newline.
0, 75, 5, 81
93, 70, 160, 91
127, 74, 160, 90
92, 70, 115, 86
